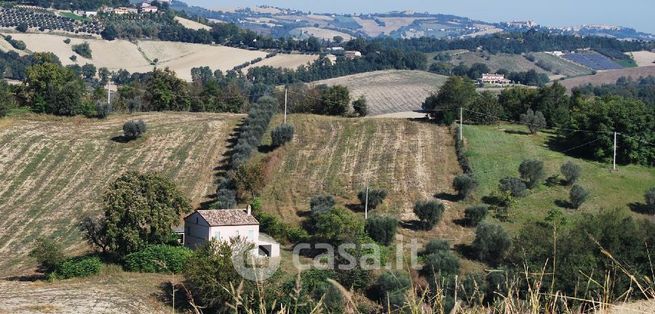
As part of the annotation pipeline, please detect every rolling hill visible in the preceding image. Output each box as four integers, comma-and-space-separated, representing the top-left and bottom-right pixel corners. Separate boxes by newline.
558, 65, 655, 90
0, 112, 242, 276
312, 70, 449, 116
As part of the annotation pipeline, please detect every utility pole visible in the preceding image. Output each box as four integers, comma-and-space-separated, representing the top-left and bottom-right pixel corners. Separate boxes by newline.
106, 82, 111, 105
364, 184, 369, 220
284, 87, 288, 124
613, 131, 617, 171
459, 107, 463, 141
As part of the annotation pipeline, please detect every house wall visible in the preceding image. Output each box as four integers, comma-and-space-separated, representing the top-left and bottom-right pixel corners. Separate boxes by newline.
208, 224, 259, 244
184, 212, 210, 249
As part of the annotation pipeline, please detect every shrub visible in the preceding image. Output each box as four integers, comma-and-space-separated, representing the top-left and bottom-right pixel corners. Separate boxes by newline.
95, 102, 111, 119
271, 123, 294, 147
310, 194, 335, 215
422, 250, 460, 278
453, 174, 478, 199
373, 271, 411, 310
519, 159, 545, 189
29, 238, 65, 274
560, 161, 582, 185
365, 216, 398, 245
569, 185, 589, 209
464, 205, 489, 226
124, 245, 192, 273
472, 223, 511, 265
64, 38, 71, 44
51, 256, 102, 279
413, 200, 445, 230
123, 120, 147, 139
645, 187, 655, 211
352, 96, 368, 117
423, 239, 450, 255
520, 109, 547, 134
16, 23, 28, 32
498, 177, 528, 197
72, 42, 92, 59
357, 188, 388, 210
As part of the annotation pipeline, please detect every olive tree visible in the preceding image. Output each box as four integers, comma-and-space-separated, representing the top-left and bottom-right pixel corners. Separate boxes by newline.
519, 159, 545, 189
560, 161, 582, 185
472, 223, 511, 265
520, 109, 547, 134
358, 188, 388, 210
365, 216, 398, 245
413, 200, 445, 230
569, 185, 589, 209
646, 187, 655, 211
271, 123, 294, 147
453, 174, 478, 200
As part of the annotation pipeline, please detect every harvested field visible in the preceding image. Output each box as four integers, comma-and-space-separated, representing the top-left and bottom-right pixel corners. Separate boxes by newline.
352, 16, 426, 37
627, 50, 655, 67
0, 35, 26, 55
558, 66, 655, 90
0, 112, 241, 276
245, 53, 318, 71
531, 52, 593, 77
289, 27, 353, 41
260, 115, 461, 225
174, 16, 211, 31
448, 50, 550, 74
0, 269, 171, 313
312, 70, 448, 116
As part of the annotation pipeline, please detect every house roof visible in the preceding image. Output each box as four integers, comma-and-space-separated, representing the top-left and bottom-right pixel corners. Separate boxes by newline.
192, 209, 259, 226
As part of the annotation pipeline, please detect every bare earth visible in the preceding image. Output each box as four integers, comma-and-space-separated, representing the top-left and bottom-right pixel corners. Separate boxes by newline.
245, 53, 319, 71
627, 50, 655, 67
558, 66, 655, 90
173, 16, 211, 31
290, 27, 353, 41
0, 112, 241, 276
312, 70, 448, 116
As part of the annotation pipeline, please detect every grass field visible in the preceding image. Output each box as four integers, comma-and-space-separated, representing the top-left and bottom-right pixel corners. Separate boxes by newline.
464, 124, 655, 233
531, 52, 593, 77
313, 70, 449, 115
0, 112, 241, 276
447, 51, 550, 74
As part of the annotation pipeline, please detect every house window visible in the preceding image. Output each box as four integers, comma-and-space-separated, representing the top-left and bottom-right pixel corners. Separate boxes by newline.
248, 230, 254, 241
214, 230, 220, 240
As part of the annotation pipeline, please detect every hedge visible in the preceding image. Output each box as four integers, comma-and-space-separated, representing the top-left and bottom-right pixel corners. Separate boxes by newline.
124, 245, 193, 274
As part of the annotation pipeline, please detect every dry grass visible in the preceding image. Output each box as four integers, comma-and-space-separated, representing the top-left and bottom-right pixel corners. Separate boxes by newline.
244, 53, 319, 71
312, 70, 449, 116
558, 66, 655, 90
352, 17, 427, 37
174, 16, 211, 31
626, 51, 655, 67
0, 112, 242, 276
289, 27, 354, 41
448, 51, 550, 74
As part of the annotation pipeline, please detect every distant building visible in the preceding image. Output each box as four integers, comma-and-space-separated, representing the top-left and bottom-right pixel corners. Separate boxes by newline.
113, 7, 138, 15
184, 206, 280, 257
140, 5, 158, 13
326, 47, 345, 54
324, 54, 337, 64
344, 50, 362, 60
85, 11, 98, 17
479, 73, 511, 85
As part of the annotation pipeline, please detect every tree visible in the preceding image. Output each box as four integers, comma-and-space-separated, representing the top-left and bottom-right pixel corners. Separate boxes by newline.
499, 177, 528, 198
560, 161, 582, 185
472, 223, 511, 265
80, 172, 192, 258
101, 24, 118, 40
423, 239, 450, 255
24, 59, 86, 116
372, 271, 411, 310
16, 23, 28, 33
365, 216, 398, 245
533, 82, 569, 127
357, 188, 388, 210
498, 87, 536, 121
467, 63, 490, 80
453, 174, 478, 200
310, 194, 335, 215
313, 207, 364, 244
645, 187, 655, 212
233, 160, 266, 200
520, 109, 547, 134
352, 96, 368, 117
81, 63, 96, 79
144, 68, 191, 111
318, 85, 350, 116
519, 159, 545, 189
72, 42, 92, 59
122, 120, 147, 139
464, 205, 489, 226
413, 200, 445, 230
271, 123, 294, 147
29, 238, 65, 274
422, 76, 477, 124
422, 250, 460, 280
569, 185, 589, 209
468, 91, 503, 124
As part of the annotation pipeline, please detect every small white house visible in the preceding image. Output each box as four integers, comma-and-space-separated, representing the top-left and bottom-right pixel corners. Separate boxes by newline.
184, 206, 280, 257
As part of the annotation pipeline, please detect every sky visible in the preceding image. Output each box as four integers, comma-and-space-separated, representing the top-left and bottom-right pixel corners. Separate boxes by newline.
184, 0, 655, 34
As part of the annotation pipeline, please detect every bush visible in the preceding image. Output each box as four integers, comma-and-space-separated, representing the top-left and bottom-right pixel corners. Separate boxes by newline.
64, 38, 71, 44
271, 123, 294, 147
498, 177, 528, 197
124, 245, 192, 273
472, 223, 511, 265
413, 200, 445, 230
357, 188, 388, 210
16, 23, 28, 32
365, 216, 398, 245
520, 109, 547, 134
519, 159, 545, 189
310, 194, 335, 215
423, 239, 450, 255
645, 187, 655, 211
373, 271, 411, 310
453, 174, 478, 199
51, 256, 102, 279
72, 42, 92, 59
464, 205, 489, 226
123, 120, 147, 139
422, 250, 460, 279
569, 185, 589, 209
29, 238, 65, 274
95, 102, 111, 119
560, 161, 582, 185
352, 96, 368, 117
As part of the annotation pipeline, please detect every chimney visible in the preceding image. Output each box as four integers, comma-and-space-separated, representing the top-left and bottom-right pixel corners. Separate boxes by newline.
247, 205, 252, 216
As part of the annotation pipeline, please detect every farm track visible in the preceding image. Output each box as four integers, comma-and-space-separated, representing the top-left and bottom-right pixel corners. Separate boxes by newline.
0, 112, 242, 276
261, 115, 461, 225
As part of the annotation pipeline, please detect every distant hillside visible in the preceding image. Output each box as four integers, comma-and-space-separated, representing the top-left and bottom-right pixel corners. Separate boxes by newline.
312, 70, 448, 115
558, 66, 655, 90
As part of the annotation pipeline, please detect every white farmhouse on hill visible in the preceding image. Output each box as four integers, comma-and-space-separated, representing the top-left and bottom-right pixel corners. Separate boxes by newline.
184, 206, 280, 257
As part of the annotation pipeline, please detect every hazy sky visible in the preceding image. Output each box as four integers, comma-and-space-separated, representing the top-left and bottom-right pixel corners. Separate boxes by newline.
184, 0, 655, 33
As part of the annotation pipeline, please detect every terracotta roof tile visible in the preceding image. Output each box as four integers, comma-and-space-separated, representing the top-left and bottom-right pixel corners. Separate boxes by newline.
195, 209, 259, 226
